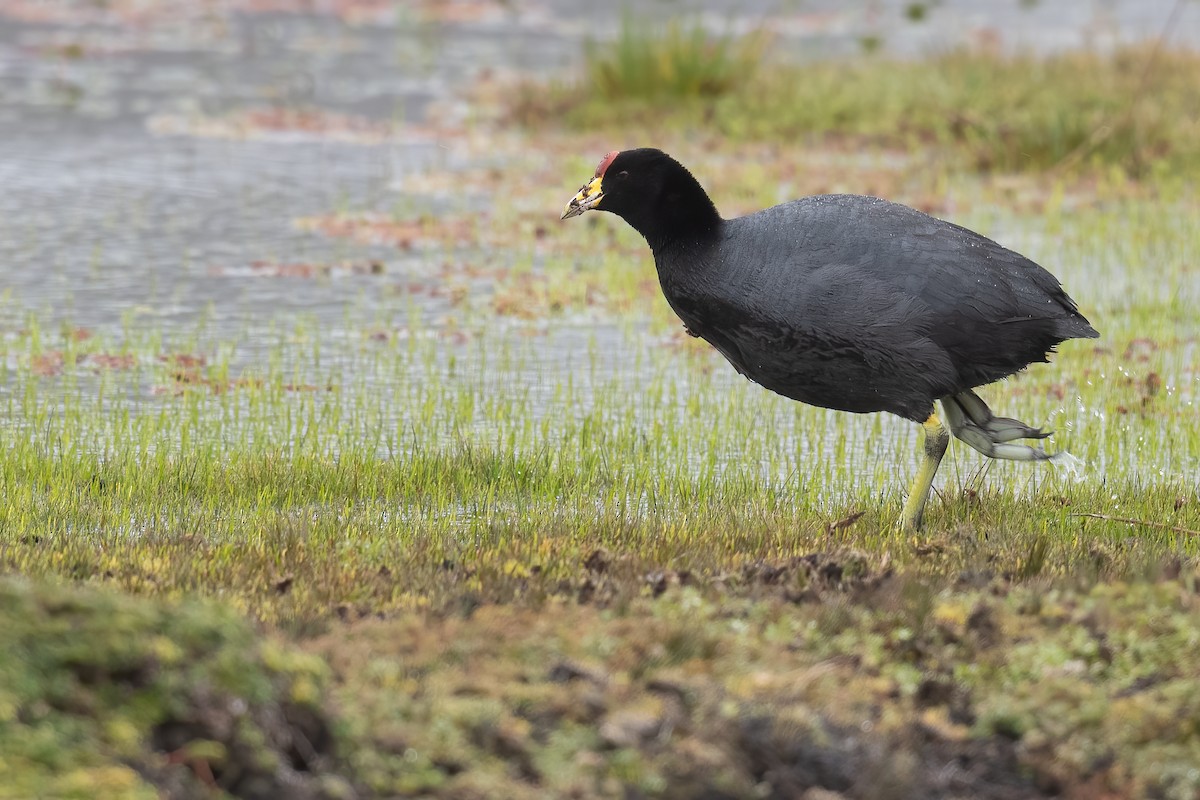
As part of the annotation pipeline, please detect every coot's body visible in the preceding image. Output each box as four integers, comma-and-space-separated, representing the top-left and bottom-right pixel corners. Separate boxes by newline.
562, 148, 1098, 529
657, 194, 1096, 423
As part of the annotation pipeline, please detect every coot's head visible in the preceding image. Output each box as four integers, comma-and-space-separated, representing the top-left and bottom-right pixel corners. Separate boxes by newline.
561, 148, 719, 248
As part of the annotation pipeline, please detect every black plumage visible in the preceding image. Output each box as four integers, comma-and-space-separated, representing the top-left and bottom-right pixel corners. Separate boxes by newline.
562, 147, 1098, 528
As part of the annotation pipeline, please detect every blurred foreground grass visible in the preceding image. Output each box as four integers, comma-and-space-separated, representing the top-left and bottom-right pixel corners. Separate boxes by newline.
0, 578, 341, 799
7, 570, 1200, 797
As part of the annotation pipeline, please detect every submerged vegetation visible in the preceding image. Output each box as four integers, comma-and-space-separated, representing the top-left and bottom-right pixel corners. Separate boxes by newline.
2, 234, 1197, 620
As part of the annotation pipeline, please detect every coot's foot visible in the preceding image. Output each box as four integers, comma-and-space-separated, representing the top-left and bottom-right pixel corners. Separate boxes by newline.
942, 390, 1057, 461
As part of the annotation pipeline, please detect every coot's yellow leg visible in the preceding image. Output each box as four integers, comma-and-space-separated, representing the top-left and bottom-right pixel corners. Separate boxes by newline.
899, 412, 949, 531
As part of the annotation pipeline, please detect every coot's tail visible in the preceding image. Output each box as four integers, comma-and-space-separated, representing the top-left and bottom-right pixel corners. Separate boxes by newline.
1057, 314, 1100, 340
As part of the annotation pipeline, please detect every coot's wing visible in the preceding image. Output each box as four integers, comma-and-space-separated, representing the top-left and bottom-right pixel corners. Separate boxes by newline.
745, 197, 1097, 389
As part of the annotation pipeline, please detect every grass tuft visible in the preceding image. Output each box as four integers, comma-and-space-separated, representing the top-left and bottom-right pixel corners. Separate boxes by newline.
582, 13, 770, 102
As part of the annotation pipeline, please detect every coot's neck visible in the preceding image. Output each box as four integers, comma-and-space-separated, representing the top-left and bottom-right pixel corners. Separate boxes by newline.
627, 168, 723, 257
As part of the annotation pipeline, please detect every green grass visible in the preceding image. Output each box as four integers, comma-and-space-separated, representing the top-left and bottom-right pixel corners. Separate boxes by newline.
581, 12, 769, 101
512, 34, 1200, 177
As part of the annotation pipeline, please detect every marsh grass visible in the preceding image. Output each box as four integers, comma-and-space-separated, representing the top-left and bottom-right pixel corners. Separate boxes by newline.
582, 12, 770, 101
2, 176, 1198, 621
512, 37, 1200, 177
3, 149, 1199, 625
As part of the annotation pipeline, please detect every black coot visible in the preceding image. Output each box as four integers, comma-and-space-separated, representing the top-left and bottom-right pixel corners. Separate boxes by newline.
562, 148, 1098, 529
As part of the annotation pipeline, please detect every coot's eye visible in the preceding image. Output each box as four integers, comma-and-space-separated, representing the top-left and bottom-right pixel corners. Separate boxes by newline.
617, 170, 629, 180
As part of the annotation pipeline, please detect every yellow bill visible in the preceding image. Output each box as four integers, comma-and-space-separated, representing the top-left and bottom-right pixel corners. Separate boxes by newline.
561, 175, 604, 220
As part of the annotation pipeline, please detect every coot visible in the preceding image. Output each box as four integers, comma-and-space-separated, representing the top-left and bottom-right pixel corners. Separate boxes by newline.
562, 148, 1098, 529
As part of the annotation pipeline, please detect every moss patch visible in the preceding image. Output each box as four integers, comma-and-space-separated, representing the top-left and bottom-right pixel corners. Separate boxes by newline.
308, 572, 1200, 799
0, 578, 349, 799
